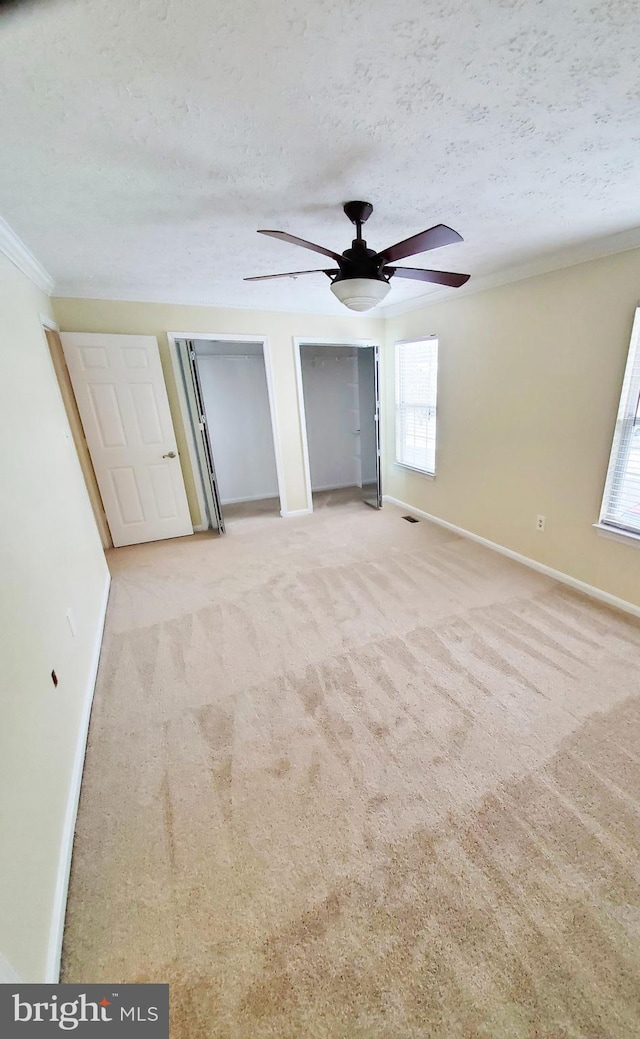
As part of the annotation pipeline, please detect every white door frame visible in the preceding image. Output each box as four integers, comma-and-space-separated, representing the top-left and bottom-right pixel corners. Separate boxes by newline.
293, 336, 379, 514
167, 332, 287, 522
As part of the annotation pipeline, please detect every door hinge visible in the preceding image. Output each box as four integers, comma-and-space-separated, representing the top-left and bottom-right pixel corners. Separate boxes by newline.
190, 350, 196, 360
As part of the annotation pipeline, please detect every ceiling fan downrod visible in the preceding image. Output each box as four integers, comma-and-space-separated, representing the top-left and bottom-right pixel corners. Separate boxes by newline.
343, 200, 373, 245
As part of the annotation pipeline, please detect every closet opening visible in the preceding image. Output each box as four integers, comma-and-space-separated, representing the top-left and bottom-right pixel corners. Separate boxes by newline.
173, 336, 283, 533
296, 340, 381, 512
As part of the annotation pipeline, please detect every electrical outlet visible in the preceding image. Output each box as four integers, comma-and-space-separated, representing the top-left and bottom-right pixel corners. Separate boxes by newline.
536, 515, 546, 531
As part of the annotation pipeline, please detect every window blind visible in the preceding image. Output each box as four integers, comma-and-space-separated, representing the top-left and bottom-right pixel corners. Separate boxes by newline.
395, 338, 438, 475
600, 308, 640, 536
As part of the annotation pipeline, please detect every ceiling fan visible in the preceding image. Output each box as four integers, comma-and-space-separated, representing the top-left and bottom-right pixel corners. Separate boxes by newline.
245, 201, 470, 311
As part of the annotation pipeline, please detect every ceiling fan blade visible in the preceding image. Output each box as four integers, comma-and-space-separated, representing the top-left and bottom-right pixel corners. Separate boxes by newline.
386, 267, 470, 288
244, 269, 338, 282
377, 224, 463, 265
257, 229, 344, 263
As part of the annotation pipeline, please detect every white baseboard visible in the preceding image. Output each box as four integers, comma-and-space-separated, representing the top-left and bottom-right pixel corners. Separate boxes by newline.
222, 492, 280, 505
280, 508, 312, 518
45, 570, 111, 983
311, 482, 359, 493
384, 496, 640, 620
0, 951, 22, 983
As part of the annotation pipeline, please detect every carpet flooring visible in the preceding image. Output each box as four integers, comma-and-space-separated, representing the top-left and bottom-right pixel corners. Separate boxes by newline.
62, 497, 640, 1038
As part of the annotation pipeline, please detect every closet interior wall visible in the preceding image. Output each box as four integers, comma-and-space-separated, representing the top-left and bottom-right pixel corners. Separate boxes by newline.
300, 344, 361, 494
193, 340, 279, 508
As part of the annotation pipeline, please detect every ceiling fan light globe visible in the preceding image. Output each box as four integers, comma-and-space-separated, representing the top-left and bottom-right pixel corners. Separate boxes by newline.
330, 278, 391, 312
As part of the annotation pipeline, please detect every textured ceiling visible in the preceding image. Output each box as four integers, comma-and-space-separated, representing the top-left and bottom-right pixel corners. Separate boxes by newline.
1, 0, 640, 314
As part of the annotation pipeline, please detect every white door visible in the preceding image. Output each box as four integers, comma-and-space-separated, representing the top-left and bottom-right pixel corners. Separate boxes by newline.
60, 332, 193, 547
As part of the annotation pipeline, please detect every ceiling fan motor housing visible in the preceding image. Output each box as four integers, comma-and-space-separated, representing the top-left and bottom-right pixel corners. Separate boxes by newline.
333, 244, 390, 285
331, 209, 392, 308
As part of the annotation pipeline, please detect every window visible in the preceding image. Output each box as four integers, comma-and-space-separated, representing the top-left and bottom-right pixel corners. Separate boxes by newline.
599, 309, 640, 537
395, 338, 438, 475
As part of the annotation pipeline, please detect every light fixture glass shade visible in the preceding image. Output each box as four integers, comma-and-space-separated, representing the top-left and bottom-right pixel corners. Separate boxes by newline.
330, 278, 391, 311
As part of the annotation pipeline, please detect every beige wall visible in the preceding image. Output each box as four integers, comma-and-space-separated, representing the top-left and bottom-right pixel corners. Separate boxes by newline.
0, 253, 109, 980
52, 298, 380, 523
383, 248, 640, 608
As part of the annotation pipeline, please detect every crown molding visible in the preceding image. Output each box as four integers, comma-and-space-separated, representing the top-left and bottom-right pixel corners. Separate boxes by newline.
379, 224, 640, 319
0, 215, 54, 295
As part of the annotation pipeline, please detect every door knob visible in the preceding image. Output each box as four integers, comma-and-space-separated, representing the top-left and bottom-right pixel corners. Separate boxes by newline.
163, 450, 176, 459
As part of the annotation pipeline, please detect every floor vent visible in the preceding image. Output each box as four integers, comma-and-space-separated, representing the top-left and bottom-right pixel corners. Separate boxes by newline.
402, 515, 419, 523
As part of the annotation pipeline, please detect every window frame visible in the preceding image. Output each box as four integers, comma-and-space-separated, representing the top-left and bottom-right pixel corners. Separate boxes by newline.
394, 336, 439, 478
597, 308, 640, 543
